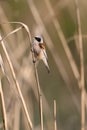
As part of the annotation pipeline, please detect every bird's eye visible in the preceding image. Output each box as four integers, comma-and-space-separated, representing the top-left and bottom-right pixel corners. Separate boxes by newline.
35, 37, 41, 42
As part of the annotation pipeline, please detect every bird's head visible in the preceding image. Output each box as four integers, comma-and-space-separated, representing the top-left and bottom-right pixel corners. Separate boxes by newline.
33, 35, 45, 49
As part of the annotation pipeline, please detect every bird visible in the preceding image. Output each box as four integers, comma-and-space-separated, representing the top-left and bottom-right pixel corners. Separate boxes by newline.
31, 35, 50, 73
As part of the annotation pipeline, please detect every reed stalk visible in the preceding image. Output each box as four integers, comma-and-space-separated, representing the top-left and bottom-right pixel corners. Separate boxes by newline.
75, 0, 85, 130
53, 100, 57, 130
0, 79, 8, 130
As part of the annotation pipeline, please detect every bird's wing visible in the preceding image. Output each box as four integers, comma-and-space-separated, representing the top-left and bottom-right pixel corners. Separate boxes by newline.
41, 50, 50, 73
42, 49, 48, 60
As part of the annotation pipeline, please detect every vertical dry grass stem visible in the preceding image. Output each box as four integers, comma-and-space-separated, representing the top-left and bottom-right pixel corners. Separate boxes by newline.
75, 0, 85, 130
0, 79, 8, 130
53, 100, 57, 130
39, 95, 44, 130
0, 26, 33, 129
33, 63, 41, 96
0, 54, 8, 130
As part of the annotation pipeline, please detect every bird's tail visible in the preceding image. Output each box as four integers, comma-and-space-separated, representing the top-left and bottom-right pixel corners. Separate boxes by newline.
42, 57, 50, 73
45, 64, 50, 73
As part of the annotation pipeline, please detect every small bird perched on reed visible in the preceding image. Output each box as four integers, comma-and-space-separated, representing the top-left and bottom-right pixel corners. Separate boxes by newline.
31, 35, 50, 73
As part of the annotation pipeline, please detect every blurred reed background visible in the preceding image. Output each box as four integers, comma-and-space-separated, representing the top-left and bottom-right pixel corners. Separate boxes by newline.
0, 0, 87, 130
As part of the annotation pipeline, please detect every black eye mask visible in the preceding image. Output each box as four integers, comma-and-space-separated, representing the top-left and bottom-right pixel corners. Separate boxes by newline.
35, 37, 41, 42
